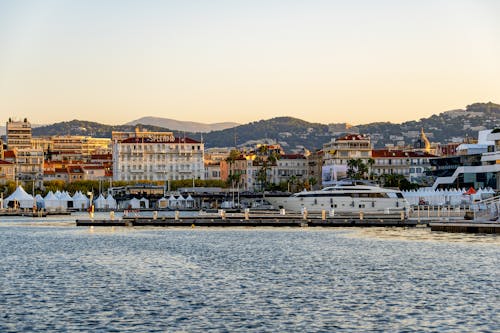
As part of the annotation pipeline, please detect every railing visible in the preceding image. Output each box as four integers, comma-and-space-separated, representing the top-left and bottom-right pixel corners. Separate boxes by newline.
409, 195, 500, 221
468, 195, 500, 221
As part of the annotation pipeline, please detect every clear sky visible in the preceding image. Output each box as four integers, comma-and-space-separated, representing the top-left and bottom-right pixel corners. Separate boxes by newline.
0, 0, 499, 126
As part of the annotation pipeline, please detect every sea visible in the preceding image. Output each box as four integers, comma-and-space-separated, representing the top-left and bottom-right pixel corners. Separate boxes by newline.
0, 212, 498, 332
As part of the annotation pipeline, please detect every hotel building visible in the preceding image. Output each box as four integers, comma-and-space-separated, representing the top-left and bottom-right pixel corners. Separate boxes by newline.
112, 129, 204, 182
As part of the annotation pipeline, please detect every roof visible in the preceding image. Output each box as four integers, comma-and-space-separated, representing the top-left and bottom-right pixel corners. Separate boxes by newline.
91, 154, 112, 159
120, 137, 201, 144
371, 149, 437, 158
68, 166, 84, 173
83, 165, 105, 170
281, 154, 306, 160
3, 150, 16, 159
0, 160, 13, 165
336, 134, 370, 141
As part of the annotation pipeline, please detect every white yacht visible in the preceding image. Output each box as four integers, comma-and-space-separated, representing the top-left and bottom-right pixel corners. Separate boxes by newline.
266, 180, 410, 215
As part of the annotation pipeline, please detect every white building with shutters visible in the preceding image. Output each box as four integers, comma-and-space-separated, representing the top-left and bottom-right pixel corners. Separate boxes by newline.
112, 130, 204, 182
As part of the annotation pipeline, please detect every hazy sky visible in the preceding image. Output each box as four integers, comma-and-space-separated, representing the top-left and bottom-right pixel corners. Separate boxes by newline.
0, 0, 499, 126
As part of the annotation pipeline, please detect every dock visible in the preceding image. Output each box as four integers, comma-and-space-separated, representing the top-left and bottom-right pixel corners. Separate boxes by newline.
76, 213, 417, 228
429, 221, 500, 234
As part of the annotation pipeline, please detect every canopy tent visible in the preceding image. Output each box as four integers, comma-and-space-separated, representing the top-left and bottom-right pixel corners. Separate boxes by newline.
72, 191, 89, 210
128, 197, 141, 209
93, 194, 107, 210
185, 195, 195, 209
157, 197, 168, 209
139, 197, 149, 209
44, 191, 61, 210
4, 186, 35, 209
35, 194, 45, 209
465, 187, 477, 195
167, 195, 177, 209
58, 191, 74, 209
105, 194, 117, 210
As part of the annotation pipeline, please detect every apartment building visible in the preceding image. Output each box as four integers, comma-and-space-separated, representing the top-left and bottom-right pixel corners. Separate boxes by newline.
112, 129, 204, 182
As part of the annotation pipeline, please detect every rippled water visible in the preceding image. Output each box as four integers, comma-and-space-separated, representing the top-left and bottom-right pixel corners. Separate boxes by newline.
0, 216, 498, 332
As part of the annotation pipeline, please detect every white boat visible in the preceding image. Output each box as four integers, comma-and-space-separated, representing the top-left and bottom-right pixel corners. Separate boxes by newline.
266, 180, 410, 215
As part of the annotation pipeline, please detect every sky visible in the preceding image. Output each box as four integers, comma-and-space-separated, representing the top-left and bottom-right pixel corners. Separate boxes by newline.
0, 0, 499, 126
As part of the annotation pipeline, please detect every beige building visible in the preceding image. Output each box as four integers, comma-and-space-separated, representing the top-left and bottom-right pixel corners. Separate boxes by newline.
6, 118, 32, 150
112, 129, 204, 182
323, 134, 372, 166
32, 136, 111, 162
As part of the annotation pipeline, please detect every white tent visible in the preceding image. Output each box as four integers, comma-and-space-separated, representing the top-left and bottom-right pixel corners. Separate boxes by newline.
72, 191, 89, 210
177, 195, 186, 209
157, 197, 168, 209
35, 194, 45, 209
128, 197, 141, 209
185, 195, 195, 209
139, 197, 149, 209
44, 191, 61, 210
4, 186, 34, 209
58, 191, 74, 210
94, 194, 107, 210
168, 194, 177, 209
106, 194, 117, 210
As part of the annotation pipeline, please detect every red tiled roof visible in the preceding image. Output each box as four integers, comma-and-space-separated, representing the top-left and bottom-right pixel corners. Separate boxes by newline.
83, 166, 105, 170
0, 160, 13, 165
336, 134, 370, 141
3, 150, 15, 158
91, 154, 112, 159
120, 137, 201, 144
68, 166, 83, 173
371, 149, 437, 158
281, 154, 306, 159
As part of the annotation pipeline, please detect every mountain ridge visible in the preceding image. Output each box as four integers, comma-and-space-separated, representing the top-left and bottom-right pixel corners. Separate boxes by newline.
124, 117, 239, 133
30, 102, 500, 151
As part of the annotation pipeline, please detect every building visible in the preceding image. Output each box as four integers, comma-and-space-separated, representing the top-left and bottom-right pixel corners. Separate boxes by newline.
322, 134, 371, 184
430, 129, 500, 189
273, 154, 309, 187
371, 149, 436, 184
6, 118, 32, 150
0, 160, 15, 184
4, 118, 44, 187
323, 134, 372, 166
112, 129, 204, 182
40, 136, 111, 162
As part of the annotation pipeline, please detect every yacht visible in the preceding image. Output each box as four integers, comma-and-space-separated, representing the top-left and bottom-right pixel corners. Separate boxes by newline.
266, 180, 410, 215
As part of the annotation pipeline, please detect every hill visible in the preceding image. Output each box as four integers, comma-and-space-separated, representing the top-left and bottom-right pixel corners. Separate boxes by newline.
125, 117, 239, 133
31, 102, 500, 151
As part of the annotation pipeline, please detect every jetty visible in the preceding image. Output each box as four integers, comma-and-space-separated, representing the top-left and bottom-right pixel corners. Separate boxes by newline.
76, 211, 417, 228
429, 221, 500, 234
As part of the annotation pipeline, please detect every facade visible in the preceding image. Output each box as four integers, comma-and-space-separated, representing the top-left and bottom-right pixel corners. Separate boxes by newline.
430, 129, 500, 189
6, 118, 32, 150
0, 160, 15, 184
322, 134, 371, 184
323, 134, 372, 166
307, 150, 323, 190
42, 136, 111, 162
112, 129, 204, 182
371, 149, 436, 184
273, 154, 309, 186
4, 118, 44, 186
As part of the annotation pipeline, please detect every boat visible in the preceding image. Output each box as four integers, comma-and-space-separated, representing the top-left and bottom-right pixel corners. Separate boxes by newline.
265, 180, 410, 215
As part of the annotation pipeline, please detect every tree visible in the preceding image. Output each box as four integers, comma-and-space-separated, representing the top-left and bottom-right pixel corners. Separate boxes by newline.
347, 159, 368, 179
378, 174, 419, 191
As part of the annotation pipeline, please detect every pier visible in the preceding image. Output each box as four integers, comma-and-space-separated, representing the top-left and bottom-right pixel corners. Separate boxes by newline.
429, 221, 500, 234
76, 211, 417, 228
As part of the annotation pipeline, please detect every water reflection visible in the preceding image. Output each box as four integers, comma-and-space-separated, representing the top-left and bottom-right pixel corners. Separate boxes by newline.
0, 221, 498, 332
